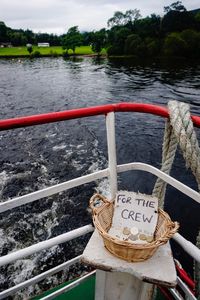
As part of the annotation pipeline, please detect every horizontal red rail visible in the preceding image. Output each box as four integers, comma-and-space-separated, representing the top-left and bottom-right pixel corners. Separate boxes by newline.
0, 103, 200, 130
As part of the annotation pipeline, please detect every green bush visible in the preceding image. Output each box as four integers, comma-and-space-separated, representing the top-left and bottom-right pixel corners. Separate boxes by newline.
180, 29, 200, 57
107, 27, 131, 55
145, 38, 160, 57
124, 34, 145, 56
30, 50, 41, 58
27, 45, 33, 54
163, 32, 187, 56
49, 50, 58, 57
62, 50, 69, 57
107, 45, 122, 56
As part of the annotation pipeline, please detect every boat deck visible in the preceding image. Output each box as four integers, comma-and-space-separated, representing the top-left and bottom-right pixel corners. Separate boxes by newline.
32, 275, 95, 300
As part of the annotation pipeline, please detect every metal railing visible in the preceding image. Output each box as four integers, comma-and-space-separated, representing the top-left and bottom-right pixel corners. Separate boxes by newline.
0, 103, 199, 299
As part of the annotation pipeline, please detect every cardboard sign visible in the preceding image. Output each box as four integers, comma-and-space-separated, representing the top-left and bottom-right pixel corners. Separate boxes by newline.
109, 191, 158, 243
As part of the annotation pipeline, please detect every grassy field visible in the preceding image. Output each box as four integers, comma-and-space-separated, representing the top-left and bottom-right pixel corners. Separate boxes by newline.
0, 46, 106, 57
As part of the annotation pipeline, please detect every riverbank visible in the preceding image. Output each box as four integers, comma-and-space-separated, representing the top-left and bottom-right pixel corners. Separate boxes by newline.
0, 46, 106, 58
2, 47, 198, 62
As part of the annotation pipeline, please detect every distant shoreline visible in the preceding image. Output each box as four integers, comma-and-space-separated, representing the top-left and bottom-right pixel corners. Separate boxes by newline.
0, 46, 106, 58
0, 54, 105, 58
1, 47, 199, 64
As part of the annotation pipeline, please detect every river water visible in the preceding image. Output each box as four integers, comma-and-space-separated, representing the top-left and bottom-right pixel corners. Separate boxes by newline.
0, 57, 200, 298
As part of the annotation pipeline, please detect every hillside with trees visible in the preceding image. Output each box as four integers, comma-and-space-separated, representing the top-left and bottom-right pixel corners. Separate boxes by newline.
106, 2, 200, 58
0, 1, 200, 59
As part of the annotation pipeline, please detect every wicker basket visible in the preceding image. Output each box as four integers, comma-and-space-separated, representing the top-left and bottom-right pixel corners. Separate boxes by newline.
90, 193, 179, 262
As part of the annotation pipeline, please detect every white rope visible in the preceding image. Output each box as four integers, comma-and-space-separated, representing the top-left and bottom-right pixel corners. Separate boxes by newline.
152, 120, 177, 207
169, 101, 200, 188
153, 100, 200, 295
153, 100, 200, 206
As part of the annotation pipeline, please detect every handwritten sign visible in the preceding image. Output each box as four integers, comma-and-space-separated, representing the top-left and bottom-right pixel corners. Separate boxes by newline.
109, 191, 158, 243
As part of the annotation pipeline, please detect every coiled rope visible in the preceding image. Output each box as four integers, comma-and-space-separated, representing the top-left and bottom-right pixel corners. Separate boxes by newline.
152, 100, 200, 296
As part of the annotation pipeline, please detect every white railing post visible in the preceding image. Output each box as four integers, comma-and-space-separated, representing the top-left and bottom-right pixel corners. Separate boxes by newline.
94, 112, 119, 300
94, 113, 153, 300
106, 112, 118, 198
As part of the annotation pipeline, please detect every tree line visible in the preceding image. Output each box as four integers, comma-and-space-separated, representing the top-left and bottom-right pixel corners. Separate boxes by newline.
1, 1, 200, 58
0, 23, 61, 47
106, 2, 200, 58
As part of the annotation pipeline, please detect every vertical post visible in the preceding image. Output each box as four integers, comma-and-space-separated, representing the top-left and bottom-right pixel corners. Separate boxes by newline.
106, 112, 118, 198
95, 112, 153, 300
95, 112, 118, 300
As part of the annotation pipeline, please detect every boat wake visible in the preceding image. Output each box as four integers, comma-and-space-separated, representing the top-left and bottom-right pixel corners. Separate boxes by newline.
0, 120, 108, 298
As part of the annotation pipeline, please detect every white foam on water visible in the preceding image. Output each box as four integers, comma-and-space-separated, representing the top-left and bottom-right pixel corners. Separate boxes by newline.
12, 171, 32, 180
45, 133, 57, 138
88, 139, 110, 198
71, 159, 85, 171
0, 228, 16, 248
64, 149, 73, 159
76, 149, 86, 155
41, 164, 48, 174
10, 259, 38, 300
76, 144, 84, 149
53, 144, 67, 151
95, 179, 111, 198
13, 259, 36, 285
30, 208, 59, 240
0, 171, 9, 197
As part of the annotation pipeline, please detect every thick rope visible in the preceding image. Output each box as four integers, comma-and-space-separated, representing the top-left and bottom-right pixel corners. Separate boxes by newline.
169, 101, 200, 189
153, 100, 200, 205
153, 100, 200, 296
152, 120, 177, 207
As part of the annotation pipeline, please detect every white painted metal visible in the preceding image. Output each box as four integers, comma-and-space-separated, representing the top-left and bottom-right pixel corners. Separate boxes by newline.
169, 288, 184, 300
0, 169, 109, 213
95, 270, 107, 300
0, 255, 82, 299
177, 277, 197, 300
139, 283, 154, 299
99, 113, 154, 300
106, 112, 118, 198
1, 162, 199, 215
0, 225, 93, 267
173, 233, 200, 263
117, 163, 200, 204
103, 272, 153, 300
96, 272, 153, 300
95, 112, 118, 300
40, 270, 96, 300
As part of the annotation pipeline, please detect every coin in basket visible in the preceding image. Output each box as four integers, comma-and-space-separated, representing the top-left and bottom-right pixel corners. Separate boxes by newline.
139, 234, 147, 241
130, 227, 139, 235
128, 234, 138, 241
146, 236, 154, 243
123, 227, 131, 235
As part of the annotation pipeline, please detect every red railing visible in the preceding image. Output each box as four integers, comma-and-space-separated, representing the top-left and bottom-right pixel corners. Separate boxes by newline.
0, 103, 200, 130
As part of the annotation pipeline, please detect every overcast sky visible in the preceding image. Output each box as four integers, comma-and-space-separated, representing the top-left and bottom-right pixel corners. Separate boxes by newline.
1, 0, 199, 34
